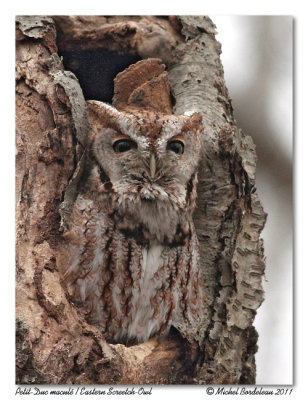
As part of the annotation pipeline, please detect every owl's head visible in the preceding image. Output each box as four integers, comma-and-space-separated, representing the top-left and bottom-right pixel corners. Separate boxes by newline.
88, 100, 203, 242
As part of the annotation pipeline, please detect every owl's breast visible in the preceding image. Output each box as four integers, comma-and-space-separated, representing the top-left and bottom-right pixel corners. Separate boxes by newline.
63, 194, 202, 344
125, 243, 168, 341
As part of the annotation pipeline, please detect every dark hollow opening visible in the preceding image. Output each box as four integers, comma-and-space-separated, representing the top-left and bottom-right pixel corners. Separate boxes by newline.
58, 48, 141, 103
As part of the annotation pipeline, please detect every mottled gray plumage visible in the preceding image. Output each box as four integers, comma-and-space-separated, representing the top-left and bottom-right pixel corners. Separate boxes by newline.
61, 100, 205, 344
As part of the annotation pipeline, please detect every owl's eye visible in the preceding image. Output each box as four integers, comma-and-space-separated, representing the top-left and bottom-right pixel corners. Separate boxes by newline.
167, 140, 185, 155
113, 139, 137, 153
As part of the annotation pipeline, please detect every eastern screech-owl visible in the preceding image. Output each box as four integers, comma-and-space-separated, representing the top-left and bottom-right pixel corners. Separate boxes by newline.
62, 100, 204, 344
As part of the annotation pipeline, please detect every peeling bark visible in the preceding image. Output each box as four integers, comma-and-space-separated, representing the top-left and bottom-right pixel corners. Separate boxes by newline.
15, 15, 266, 384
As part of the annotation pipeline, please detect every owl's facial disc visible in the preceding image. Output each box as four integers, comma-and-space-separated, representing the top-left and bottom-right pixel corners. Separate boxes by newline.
109, 136, 190, 205
92, 110, 201, 211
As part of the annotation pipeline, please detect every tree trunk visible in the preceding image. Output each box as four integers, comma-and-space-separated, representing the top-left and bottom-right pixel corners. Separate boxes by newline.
15, 15, 267, 385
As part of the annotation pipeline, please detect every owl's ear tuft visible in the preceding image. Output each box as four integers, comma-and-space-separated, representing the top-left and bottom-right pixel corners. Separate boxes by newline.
87, 100, 122, 127
189, 112, 203, 126
182, 112, 203, 134
87, 100, 119, 119
86, 100, 123, 144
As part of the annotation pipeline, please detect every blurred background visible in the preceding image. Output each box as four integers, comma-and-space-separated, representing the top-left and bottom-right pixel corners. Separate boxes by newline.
211, 16, 293, 384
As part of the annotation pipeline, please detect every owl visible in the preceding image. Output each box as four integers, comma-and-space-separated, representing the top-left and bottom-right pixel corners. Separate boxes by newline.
61, 99, 205, 345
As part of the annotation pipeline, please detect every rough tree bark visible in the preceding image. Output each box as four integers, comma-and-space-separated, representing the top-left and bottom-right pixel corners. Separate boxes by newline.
15, 15, 267, 385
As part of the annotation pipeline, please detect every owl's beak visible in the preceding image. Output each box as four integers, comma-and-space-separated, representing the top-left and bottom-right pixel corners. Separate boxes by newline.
150, 154, 156, 180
